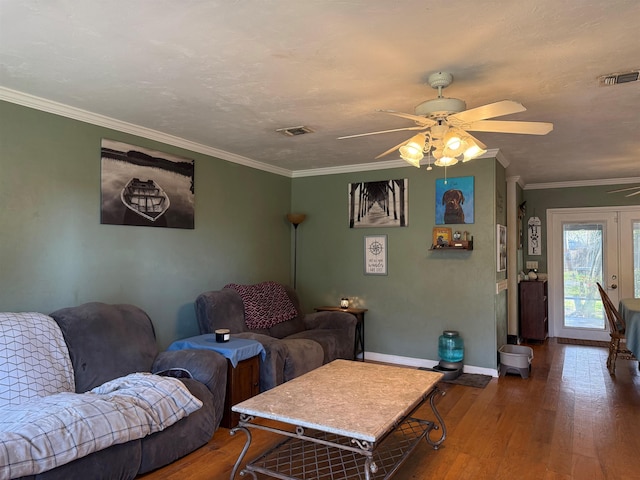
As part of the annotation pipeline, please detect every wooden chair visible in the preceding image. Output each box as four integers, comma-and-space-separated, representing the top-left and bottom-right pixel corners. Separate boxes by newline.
596, 282, 637, 374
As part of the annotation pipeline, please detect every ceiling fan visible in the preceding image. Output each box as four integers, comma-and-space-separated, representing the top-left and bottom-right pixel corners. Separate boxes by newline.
339, 72, 553, 169
607, 185, 640, 197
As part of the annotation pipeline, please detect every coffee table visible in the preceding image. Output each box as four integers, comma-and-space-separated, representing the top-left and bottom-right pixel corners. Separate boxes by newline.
229, 360, 446, 480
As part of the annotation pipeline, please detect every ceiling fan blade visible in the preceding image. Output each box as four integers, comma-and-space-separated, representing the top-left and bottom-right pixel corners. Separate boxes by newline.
375, 138, 413, 159
466, 132, 487, 150
448, 100, 526, 124
338, 125, 426, 140
607, 186, 640, 193
377, 110, 437, 127
465, 120, 553, 135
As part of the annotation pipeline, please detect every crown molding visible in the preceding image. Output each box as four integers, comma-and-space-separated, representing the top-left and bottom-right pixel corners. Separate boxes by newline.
292, 159, 408, 177
0, 87, 292, 178
506, 176, 524, 188
524, 177, 640, 190
293, 149, 501, 177
1, 86, 505, 179
494, 149, 509, 168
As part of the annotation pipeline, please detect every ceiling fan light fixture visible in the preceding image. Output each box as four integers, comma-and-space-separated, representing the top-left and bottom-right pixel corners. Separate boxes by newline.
399, 151, 423, 167
462, 138, 487, 162
399, 133, 426, 167
434, 156, 458, 167
443, 129, 463, 151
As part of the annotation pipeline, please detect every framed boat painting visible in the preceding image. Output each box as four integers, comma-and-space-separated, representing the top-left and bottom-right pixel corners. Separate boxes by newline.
100, 139, 195, 229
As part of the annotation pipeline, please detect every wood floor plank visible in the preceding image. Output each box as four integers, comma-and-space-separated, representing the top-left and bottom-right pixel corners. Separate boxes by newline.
139, 339, 640, 480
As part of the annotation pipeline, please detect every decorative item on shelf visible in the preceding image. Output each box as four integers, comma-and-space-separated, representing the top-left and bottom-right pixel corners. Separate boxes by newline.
340, 298, 350, 309
286, 213, 306, 289
431, 227, 473, 250
527, 269, 538, 281
432, 227, 452, 248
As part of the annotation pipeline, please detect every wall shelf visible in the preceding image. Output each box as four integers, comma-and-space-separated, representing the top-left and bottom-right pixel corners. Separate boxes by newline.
430, 240, 473, 251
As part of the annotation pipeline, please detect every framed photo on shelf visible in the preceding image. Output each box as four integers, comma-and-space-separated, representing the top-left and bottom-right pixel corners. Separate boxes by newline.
364, 235, 387, 275
432, 227, 452, 247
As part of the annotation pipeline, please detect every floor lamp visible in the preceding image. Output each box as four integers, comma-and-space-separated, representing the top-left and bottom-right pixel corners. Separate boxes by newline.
287, 213, 306, 289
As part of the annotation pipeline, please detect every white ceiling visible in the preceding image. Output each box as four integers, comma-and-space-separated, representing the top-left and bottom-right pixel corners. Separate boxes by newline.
1, 1, 639, 185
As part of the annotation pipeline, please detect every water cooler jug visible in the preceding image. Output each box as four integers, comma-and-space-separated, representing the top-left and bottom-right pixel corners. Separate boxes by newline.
432, 330, 464, 380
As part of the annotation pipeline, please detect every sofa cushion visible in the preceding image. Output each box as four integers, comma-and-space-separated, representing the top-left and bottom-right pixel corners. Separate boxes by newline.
138, 378, 214, 474
268, 314, 306, 339
225, 281, 297, 329
280, 338, 324, 382
0, 312, 75, 408
0, 373, 201, 478
50, 303, 159, 393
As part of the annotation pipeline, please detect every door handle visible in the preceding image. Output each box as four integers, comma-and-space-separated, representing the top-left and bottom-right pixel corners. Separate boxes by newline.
610, 284, 618, 289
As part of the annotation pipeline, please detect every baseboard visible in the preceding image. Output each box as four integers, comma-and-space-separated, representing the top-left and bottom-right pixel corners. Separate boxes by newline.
364, 351, 499, 377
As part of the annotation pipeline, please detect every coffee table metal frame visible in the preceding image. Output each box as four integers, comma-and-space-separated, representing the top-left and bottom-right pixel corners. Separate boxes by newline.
230, 386, 446, 480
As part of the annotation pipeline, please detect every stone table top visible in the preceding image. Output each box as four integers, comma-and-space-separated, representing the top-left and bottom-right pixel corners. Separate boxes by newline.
233, 359, 443, 443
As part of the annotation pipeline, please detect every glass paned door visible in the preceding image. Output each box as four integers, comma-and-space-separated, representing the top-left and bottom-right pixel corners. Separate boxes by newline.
562, 224, 604, 329
634, 222, 640, 298
549, 207, 640, 341
620, 212, 640, 298
548, 210, 618, 342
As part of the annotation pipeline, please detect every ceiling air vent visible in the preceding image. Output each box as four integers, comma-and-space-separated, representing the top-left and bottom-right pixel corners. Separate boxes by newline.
276, 126, 314, 136
598, 69, 640, 86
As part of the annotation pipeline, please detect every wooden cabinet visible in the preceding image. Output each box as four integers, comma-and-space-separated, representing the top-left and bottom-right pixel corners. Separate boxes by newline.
221, 355, 260, 429
519, 280, 548, 342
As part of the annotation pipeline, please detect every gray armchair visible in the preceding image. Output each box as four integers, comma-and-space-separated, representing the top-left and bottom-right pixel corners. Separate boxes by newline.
195, 284, 356, 391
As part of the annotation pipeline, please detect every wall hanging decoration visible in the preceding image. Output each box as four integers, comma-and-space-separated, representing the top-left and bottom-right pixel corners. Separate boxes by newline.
497, 224, 507, 272
435, 176, 474, 225
101, 139, 195, 229
349, 179, 408, 228
528, 216, 542, 255
364, 235, 387, 275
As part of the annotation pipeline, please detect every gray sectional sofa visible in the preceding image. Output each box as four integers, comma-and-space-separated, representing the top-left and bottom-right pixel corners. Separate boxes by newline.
2, 302, 227, 480
195, 283, 357, 392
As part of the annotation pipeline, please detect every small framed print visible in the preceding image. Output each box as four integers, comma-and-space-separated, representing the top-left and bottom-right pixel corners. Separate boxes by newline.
497, 224, 507, 272
432, 227, 452, 248
364, 235, 387, 275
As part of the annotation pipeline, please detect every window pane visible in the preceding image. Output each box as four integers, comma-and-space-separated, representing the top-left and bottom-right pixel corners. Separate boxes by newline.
634, 221, 640, 298
563, 224, 605, 329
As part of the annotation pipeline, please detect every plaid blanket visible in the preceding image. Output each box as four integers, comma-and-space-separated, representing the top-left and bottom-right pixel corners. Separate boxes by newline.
0, 372, 202, 479
225, 281, 298, 329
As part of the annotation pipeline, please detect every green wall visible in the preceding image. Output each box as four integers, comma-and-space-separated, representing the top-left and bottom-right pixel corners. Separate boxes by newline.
522, 185, 639, 272
0, 101, 292, 348
494, 163, 508, 357
1, 99, 506, 370
291, 158, 502, 369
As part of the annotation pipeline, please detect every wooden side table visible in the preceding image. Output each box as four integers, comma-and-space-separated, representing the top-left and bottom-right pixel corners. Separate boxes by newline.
314, 306, 367, 361
223, 355, 260, 428
167, 335, 265, 428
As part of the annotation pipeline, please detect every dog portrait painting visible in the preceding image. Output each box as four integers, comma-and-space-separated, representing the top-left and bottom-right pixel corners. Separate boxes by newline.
435, 176, 474, 224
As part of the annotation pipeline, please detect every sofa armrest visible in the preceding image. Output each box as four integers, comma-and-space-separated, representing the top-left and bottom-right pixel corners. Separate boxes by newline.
232, 332, 288, 391
303, 311, 357, 331
152, 349, 227, 422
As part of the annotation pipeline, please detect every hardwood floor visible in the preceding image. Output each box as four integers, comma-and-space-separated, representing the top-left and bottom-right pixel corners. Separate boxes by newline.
139, 339, 640, 480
